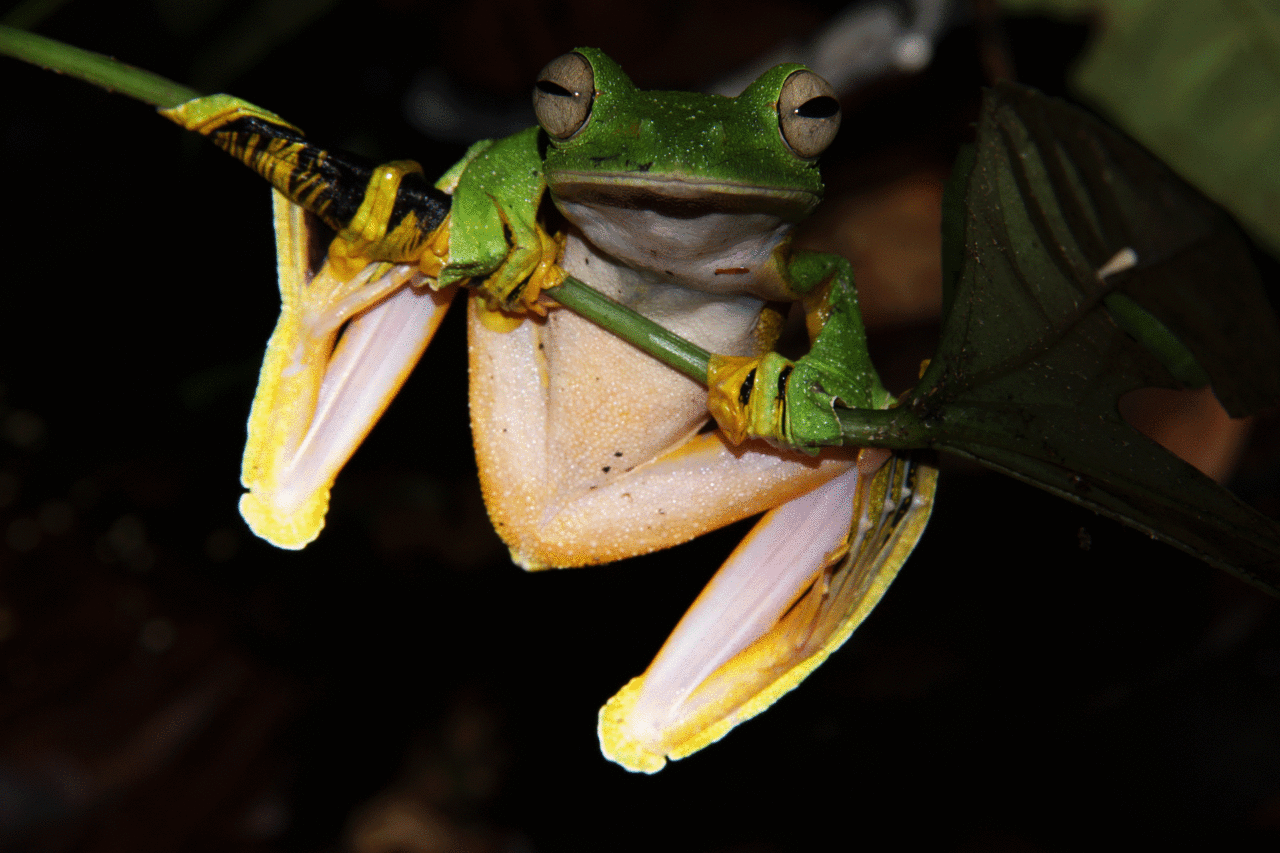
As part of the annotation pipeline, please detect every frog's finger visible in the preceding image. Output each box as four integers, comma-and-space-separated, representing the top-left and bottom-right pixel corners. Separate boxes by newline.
598, 449, 937, 773
239, 192, 457, 549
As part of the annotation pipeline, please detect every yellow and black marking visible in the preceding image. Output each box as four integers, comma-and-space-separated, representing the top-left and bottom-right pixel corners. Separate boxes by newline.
161, 94, 451, 279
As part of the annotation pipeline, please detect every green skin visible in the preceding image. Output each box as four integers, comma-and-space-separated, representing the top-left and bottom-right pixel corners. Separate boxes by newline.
438, 48, 894, 451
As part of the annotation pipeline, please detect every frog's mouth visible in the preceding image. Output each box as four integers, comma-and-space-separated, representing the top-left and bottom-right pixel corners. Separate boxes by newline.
548, 172, 821, 220
548, 172, 817, 298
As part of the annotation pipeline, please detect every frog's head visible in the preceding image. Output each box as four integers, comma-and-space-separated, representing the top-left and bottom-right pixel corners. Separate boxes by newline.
533, 49, 841, 295
534, 48, 838, 218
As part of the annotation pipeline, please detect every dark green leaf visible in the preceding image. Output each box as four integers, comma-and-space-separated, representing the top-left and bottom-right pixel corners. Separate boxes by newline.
859, 83, 1280, 594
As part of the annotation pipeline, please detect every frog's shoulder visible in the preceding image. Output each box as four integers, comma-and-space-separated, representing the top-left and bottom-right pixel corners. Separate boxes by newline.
440, 126, 551, 293
448, 126, 544, 194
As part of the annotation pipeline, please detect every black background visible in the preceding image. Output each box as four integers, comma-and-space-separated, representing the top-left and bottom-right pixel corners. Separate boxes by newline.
2, 2, 1279, 850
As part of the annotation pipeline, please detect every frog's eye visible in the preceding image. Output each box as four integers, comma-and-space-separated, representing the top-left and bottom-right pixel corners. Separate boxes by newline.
777, 70, 841, 159
534, 52, 596, 140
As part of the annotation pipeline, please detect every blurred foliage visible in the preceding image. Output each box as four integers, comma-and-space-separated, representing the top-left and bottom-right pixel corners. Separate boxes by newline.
1000, 0, 1280, 254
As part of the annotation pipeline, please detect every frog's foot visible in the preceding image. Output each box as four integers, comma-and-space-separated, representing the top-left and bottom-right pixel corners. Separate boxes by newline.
599, 449, 937, 773
327, 161, 453, 282
239, 193, 457, 549
164, 98, 453, 286
471, 224, 567, 329
706, 350, 856, 451
706, 282, 892, 452
706, 352, 794, 447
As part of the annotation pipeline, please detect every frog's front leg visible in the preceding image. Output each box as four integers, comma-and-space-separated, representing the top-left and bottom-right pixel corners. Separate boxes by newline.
437, 126, 564, 314
709, 251, 896, 450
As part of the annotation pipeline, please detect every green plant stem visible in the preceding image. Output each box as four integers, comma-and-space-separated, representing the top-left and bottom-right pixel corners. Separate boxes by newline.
834, 407, 923, 449
545, 277, 711, 382
0, 24, 197, 107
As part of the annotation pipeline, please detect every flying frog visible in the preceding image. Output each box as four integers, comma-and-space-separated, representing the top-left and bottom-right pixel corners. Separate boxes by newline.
468, 50, 898, 566
161, 48, 935, 773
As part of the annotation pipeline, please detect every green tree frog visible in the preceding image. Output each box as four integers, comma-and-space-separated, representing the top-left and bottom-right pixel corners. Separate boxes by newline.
162, 48, 935, 773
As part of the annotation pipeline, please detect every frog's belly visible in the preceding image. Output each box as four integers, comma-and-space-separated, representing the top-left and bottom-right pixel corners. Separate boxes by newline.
466, 232, 843, 568
526, 232, 771, 517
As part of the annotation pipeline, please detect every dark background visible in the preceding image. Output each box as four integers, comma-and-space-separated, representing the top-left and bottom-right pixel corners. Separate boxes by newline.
2, 1, 1279, 850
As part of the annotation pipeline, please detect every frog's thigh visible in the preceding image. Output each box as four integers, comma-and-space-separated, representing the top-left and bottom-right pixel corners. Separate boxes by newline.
467, 298, 855, 569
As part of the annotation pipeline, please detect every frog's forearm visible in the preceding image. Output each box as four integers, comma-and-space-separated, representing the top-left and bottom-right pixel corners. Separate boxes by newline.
547, 275, 906, 453
787, 252, 890, 410
703, 251, 893, 450
440, 126, 552, 311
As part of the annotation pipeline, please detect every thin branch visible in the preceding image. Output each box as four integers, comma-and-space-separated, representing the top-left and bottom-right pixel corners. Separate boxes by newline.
0, 24, 198, 108
546, 277, 711, 383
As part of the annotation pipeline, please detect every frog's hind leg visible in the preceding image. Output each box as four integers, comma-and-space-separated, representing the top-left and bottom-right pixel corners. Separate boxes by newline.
599, 450, 936, 773
468, 295, 936, 774
239, 192, 457, 549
